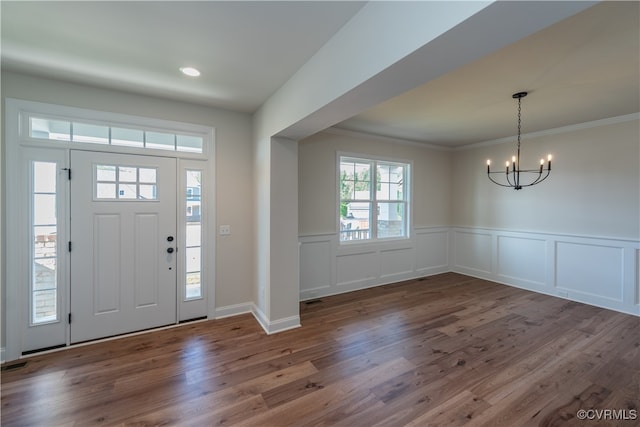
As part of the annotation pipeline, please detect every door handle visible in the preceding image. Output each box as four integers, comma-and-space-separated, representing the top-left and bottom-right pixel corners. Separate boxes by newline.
167, 247, 174, 254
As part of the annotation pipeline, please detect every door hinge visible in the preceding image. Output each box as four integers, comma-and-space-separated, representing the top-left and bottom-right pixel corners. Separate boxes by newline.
68, 241, 72, 252
62, 168, 71, 180
68, 313, 72, 324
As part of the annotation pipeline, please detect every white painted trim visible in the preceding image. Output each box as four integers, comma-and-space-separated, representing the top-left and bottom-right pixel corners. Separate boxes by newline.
455, 112, 640, 151
250, 304, 301, 335
214, 303, 254, 319
326, 127, 451, 151
327, 113, 640, 153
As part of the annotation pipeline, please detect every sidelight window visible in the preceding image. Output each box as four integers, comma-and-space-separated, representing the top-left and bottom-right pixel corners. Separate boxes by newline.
31, 161, 59, 324
185, 170, 202, 300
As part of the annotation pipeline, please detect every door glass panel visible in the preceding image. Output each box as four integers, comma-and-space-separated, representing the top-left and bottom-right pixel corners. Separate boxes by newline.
32, 162, 58, 324
118, 183, 137, 199
96, 165, 116, 181
185, 170, 202, 299
97, 183, 116, 199
139, 168, 157, 183
118, 166, 137, 182
95, 165, 158, 201
139, 185, 157, 200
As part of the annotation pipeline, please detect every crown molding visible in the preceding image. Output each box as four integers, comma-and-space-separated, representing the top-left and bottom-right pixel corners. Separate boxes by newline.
323, 127, 452, 151
454, 112, 640, 151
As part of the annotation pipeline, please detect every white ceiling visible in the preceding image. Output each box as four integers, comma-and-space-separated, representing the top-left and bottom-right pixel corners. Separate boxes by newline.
2, 1, 638, 147
1, 1, 365, 112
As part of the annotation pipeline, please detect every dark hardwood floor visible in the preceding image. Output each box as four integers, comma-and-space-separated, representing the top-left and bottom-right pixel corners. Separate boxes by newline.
2, 273, 638, 426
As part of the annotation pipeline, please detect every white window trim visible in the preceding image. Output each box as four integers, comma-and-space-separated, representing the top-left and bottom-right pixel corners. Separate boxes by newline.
337, 151, 412, 245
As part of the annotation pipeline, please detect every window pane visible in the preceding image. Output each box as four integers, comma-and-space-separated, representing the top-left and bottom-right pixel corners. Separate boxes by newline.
377, 202, 405, 239
177, 135, 203, 153
118, 183, 137, 199
139, 185, 157, 200
96, 165, 116, 181
112, 127, 144, 147
33, 289, 57, 324
34, 226, 57, 258
97, 183, 116, 199
30, 118, 71, 141
186, 223, 201, 247
73, 122, 109, 144
340, 202, 371, 241
118, 166, 137, 182
186, 272, 202, 299
340, 159, 372, 200
377, 163, 405, 201
33, 194, 57, 225
34, 162, 57, 193
186, 247, 201, 273
146, 131, 175, 150
139, 168, 157, 183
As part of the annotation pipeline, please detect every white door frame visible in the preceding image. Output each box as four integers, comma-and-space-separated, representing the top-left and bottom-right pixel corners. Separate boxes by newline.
3, 98, 216, 361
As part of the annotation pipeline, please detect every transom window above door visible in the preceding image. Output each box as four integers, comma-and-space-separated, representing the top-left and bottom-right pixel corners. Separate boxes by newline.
29, 116, 205, 153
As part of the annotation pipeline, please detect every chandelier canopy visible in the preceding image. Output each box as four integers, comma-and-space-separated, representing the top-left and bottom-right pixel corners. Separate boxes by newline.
486, 92, 552, 190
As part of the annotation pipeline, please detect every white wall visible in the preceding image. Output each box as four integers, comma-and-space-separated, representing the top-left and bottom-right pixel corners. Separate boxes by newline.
452, 117, 640, 239
1, 72, 256, 348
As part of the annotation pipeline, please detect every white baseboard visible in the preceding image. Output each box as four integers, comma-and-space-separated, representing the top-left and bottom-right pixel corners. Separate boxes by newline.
214, 302, 254, 319
251, 303, 301, 335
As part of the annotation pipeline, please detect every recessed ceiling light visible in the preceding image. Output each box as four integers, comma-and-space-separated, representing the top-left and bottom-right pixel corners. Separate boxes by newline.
180, 67, 201, 77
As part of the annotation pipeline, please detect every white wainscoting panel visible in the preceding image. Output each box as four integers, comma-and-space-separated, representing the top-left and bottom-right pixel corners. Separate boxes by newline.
452, 230, 492, 275
497, 235, 547, 288
336, 250, 378, 288
415, 229, 449, 274
299, 227, 450, 301
299, 227, 639, 316
380, 247, 414, 280
299, 237, 333, 293
451, 227, 639, 316
556, 241, 623, 301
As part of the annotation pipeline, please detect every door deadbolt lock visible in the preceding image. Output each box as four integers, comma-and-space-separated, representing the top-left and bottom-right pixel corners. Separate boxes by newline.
167, 236, 174, 242
167, 247, 174, 254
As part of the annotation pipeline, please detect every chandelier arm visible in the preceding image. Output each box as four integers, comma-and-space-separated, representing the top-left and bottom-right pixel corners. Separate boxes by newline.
487, 173, 516, 188
520, 170, 551, 187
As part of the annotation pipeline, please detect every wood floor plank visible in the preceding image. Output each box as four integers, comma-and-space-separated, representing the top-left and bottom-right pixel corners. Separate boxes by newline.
2, 272, 637, 426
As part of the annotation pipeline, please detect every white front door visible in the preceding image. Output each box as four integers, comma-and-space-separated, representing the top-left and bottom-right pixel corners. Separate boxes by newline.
70, 150, 177, 343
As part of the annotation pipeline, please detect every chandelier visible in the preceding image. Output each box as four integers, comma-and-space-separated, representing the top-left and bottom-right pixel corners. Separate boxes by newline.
486, 91, 552, 190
